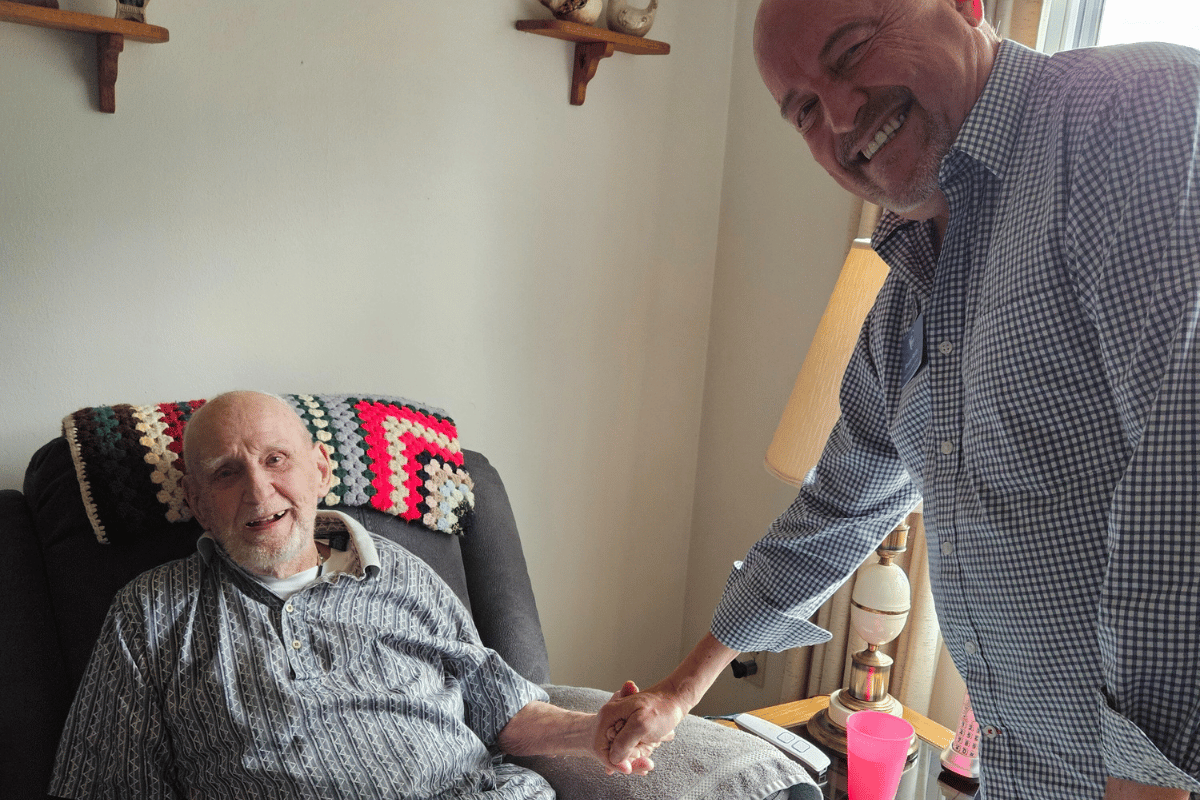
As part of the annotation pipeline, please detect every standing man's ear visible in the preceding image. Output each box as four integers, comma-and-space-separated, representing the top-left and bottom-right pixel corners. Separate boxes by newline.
959, 0, 984, 25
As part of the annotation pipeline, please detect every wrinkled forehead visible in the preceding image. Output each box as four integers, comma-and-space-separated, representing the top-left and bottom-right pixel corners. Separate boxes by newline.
753, 0, 874, 85
754, 0, 866, 44
185, 394, 312, 469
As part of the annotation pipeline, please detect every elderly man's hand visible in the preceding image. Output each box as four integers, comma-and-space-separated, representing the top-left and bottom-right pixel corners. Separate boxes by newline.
597, 680, 684, 771
498, 689, 658, 775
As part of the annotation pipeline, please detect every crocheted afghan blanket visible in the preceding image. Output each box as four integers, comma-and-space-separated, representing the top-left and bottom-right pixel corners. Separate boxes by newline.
62, 394, 475, 545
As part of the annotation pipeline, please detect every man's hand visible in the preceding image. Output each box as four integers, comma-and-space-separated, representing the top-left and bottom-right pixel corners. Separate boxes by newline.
496, 692, 657, 777
597, 632, 741, 767
594, 681, 663, 775
1104, 777, 1190, 800
596, 680, 685, 769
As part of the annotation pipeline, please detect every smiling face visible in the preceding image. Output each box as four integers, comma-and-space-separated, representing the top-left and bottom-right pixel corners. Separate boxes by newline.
754, 0, 995, 222
182, 392, 332, 578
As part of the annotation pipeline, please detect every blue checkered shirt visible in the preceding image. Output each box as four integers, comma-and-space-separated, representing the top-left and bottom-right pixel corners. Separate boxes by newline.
713, 40, 1200, 798
49, 512, 551, 800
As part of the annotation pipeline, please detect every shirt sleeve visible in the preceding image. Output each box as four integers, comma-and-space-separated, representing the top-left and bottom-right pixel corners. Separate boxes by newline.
413, 562, 549, 749
455, 645, 549, 750
712, 314, 923, 653
1067, 48, 1200, 789
48, 586, 180, 800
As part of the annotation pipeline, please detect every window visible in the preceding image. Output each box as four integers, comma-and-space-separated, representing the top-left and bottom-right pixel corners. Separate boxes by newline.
1036, 0, 1200, 53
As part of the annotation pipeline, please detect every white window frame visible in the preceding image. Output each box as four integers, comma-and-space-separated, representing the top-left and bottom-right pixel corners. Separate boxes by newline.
1036, 0, 1106, 53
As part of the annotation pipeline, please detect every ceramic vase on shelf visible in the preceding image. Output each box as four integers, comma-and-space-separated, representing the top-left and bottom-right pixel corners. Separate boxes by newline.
540, 0, 603, 25
115, 0, 149, 23
607, 0, 657, 37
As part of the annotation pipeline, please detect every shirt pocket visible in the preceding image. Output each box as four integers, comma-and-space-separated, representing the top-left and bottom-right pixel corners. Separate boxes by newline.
962, 290, 1124, 497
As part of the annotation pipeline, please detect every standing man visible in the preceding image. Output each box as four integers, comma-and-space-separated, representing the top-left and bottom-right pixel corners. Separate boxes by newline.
600, 0, 1200, 797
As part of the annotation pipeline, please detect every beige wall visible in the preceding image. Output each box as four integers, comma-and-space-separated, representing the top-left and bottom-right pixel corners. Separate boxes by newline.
1, 0, 881, 712
685, 0, 860, 715
0, 0, 752, 693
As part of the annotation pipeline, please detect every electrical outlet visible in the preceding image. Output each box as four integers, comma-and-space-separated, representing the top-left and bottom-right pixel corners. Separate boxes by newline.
746, 651, 766, 689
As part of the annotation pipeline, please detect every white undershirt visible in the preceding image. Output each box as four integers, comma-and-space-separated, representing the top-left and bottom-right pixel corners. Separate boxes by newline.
255, 565, 321, 600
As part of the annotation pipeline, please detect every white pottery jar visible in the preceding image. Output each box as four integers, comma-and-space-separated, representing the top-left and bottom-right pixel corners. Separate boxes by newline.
541, 0, 604, 26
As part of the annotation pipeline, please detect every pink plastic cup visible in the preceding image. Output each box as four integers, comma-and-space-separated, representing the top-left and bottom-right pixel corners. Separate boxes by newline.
845, 710, 915, 800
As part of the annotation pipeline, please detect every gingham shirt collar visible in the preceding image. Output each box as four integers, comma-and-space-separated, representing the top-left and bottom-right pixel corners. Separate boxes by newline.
947, 39, 1044, 183
871, 40, 1048, 298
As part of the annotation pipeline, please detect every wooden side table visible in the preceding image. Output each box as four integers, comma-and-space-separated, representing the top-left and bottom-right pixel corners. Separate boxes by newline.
731, 695, 954, 750
717, 696, 978, 800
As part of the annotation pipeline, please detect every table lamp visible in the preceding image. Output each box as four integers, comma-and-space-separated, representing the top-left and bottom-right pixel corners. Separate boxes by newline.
805, 520, 915, 755
764, 236, 889, 485
763, 230, 907, 756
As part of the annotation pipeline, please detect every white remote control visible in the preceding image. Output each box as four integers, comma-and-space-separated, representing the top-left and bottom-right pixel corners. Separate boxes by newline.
732, 713, 831, 780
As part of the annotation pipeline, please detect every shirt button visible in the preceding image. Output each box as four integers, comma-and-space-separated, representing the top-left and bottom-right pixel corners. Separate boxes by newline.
940, 440, 956, 455
941, 541, 954, 556
981, 725, 1002, 738
285, 604, 294, 613
291, 639, 302, 650
964, 640, 979, 656
938, 340, 954, 355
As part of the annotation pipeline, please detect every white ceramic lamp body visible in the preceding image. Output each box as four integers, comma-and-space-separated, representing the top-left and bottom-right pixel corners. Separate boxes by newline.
850, 562, 911, 646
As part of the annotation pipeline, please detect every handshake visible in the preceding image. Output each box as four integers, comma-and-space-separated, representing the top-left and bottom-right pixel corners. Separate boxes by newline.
502, 633, 736, 777
591, 680, 688, 776
572, 631, 738, 775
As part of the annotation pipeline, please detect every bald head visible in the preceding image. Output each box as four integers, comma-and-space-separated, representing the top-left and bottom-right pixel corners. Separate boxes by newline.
184, 392, 311, 474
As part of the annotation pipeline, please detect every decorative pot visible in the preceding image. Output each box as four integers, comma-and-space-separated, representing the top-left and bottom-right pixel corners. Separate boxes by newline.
607, 0, 657, 37
540, 0, 604, 26
114, 0, 149, 24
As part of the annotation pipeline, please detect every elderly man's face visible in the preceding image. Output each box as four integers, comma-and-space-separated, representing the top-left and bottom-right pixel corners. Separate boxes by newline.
183, 393, 332, 578
755, 0, 985, 219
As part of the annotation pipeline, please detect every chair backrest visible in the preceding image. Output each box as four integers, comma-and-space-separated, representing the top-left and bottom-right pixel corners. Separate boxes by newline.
1, 435, 549, 800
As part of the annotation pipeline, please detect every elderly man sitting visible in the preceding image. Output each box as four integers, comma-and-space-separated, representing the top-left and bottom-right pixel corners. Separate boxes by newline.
49, 390, 654, 800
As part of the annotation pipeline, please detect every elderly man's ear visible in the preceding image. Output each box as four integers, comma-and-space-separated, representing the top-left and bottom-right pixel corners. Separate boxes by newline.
182, 474, 207, 528
311, 442, 334, 494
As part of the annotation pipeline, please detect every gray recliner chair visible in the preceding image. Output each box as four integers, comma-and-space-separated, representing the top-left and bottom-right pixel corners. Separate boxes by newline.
0, 394, 816, 800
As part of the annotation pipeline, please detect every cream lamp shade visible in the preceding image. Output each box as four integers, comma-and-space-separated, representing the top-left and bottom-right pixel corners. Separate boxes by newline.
764, 238, 890, 486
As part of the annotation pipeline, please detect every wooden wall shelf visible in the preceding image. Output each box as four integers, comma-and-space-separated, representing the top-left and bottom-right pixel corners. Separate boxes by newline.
516, 18, 669, 106
0, 1, 169, 113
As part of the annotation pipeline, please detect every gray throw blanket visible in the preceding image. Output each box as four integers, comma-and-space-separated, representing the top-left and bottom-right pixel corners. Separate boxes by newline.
510, 685, 821, 800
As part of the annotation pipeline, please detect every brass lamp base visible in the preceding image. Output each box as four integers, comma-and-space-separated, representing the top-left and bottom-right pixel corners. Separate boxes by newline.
806, 689, 919, 761
806, 706, 851, 755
